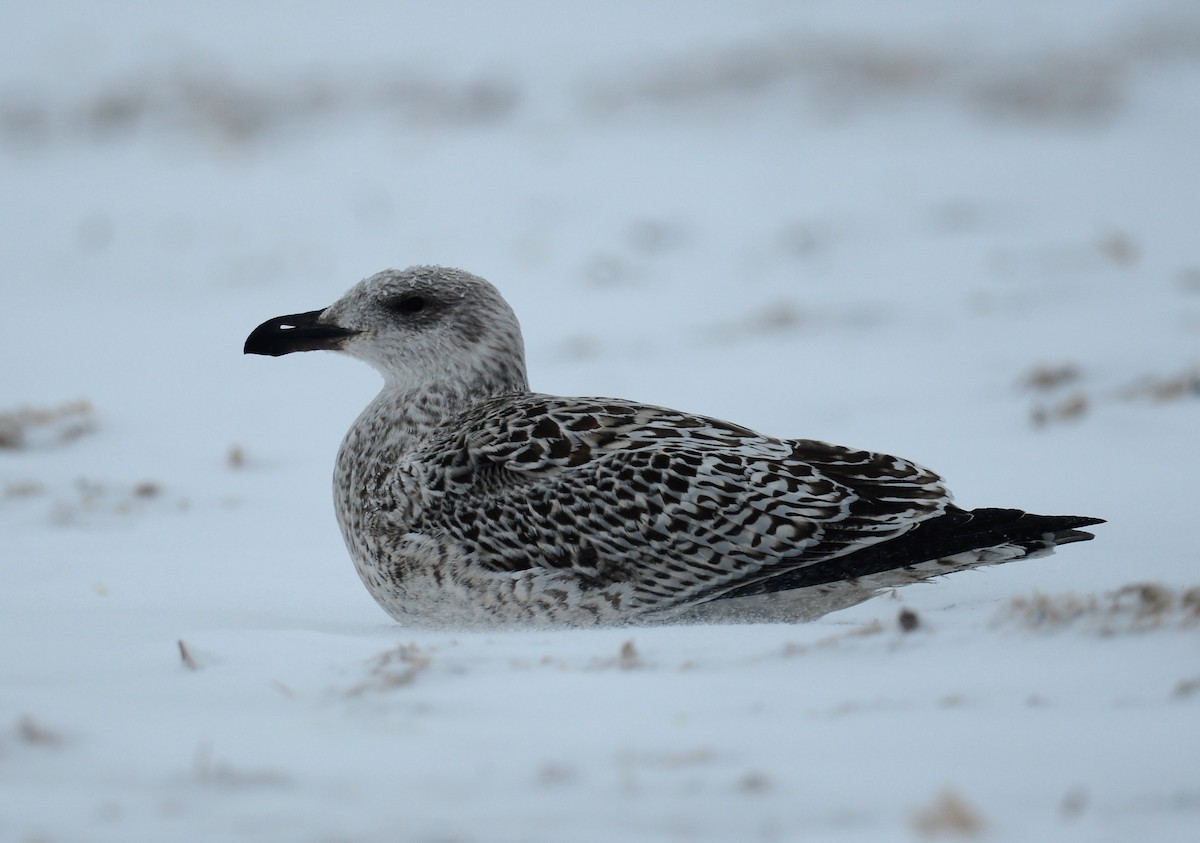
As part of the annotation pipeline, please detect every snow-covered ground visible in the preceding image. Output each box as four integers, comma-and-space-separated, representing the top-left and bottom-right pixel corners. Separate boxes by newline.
3, 2, 1199, 840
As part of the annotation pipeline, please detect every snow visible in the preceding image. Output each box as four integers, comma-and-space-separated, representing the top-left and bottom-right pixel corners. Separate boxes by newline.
3, 1, 1199, 840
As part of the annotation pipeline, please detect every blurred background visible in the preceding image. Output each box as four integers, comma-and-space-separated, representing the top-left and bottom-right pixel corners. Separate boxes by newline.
5, 0, 1200, 604
3, 3, 1200, 841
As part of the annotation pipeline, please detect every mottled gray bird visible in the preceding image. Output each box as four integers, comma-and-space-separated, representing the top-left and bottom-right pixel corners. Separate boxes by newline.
245, 266, 1102, 627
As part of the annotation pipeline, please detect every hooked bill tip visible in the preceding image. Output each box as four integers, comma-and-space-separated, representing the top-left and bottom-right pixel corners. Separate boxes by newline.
244, 309, 358, 357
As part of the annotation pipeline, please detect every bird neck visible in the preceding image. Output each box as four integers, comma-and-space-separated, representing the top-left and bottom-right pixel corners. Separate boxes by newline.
366, 371, 529, 445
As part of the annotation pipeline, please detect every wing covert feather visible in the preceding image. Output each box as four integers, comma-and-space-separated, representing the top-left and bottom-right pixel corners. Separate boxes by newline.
415, 394, 951, 609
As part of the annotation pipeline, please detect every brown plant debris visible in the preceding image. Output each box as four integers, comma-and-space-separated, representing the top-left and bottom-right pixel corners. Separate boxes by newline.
2, 63, 520, 150
134, 481, 161, 498
536, 761, 576, 786
781, 620, 885, 657
737, 771, 772, 793
618, 639, 642, 670
1026, 363, 1200, 427
1030, 392, 1089, 427
1095, 229, 1140, 267
1115, 367, 1200, 403
589, 639, 646, 671
1022, 363, 1081, 392
48, 476, 182, 524
3, 480, 45, 499
344, 643, 430, 696
1172, 676, 1200, 700
0, 399, 94, 449
911, 789, 986, 838
997, 583, 1200, 634
1059, 786, 1089, 820
227, 444, 246, 469
898, 607, 921, 632
17, 715, 63, 747
178, 639, 199, 671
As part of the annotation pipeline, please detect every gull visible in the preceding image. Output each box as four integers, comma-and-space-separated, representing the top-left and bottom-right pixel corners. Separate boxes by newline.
245, 266, 1102, 626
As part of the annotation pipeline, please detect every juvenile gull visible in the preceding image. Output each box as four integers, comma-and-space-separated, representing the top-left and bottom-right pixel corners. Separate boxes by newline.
244, 266, 1102, 627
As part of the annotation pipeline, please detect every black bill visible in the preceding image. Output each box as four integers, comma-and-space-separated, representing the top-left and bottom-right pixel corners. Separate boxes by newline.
244, 309, 359, 357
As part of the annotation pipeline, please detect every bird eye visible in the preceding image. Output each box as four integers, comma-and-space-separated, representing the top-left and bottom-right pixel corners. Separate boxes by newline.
388, 294, 426, 314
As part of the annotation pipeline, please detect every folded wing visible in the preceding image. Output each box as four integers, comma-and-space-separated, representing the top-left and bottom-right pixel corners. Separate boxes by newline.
414, 394, 953, 613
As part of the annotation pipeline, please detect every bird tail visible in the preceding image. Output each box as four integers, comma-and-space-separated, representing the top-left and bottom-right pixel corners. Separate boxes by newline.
718, 507, 1104, 601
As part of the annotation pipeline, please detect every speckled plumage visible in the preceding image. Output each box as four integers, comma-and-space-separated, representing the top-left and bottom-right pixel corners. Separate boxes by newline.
245, 265, 1102, 627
